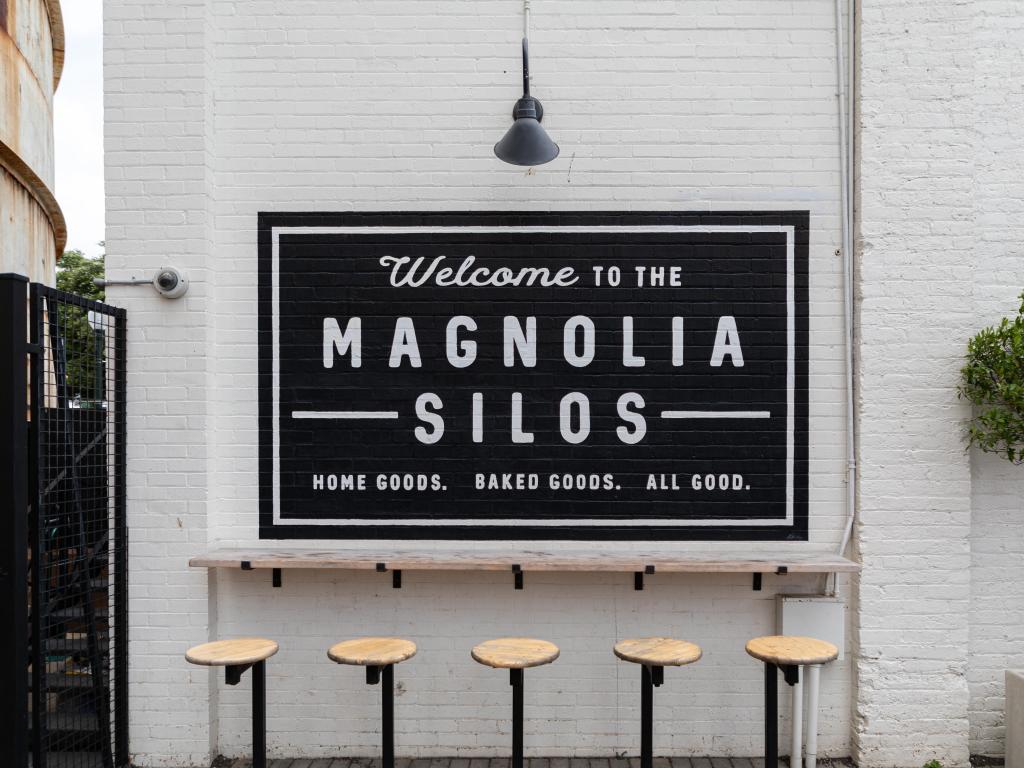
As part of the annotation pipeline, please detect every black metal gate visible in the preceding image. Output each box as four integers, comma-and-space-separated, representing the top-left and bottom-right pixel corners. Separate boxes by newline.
0, 274, 128, 768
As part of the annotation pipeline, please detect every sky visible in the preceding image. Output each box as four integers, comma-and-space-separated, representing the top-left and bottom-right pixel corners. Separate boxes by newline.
54, 0, 105, 259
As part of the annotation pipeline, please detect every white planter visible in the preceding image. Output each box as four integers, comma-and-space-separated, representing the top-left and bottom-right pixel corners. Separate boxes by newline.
1009, 670, 1024, 768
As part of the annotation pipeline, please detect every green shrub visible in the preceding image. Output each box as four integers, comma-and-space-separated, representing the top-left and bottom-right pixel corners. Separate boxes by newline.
958, 292, 1024, 464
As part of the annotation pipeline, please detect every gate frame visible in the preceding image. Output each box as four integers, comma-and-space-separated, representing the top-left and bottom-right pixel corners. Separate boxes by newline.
0, 273, 30, 767
0, 274, 129, 768
114, 305, 128, 764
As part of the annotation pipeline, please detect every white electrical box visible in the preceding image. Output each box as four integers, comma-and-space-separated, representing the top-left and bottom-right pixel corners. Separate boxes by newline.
775, 596, 846, 661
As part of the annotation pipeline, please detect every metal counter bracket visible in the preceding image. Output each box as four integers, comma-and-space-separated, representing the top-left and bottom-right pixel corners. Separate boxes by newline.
375, 562, 402, 589
753, 566, 790, 591
634, 565, 656, 591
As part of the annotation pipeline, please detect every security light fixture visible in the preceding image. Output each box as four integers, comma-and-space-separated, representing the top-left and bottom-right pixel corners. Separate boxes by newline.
494, 37, 560, 166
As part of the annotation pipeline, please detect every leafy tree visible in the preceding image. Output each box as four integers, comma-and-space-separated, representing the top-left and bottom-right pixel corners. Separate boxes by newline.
54, 250, 106, 401
958, 292, 1024, 464
56, 249, 105, 301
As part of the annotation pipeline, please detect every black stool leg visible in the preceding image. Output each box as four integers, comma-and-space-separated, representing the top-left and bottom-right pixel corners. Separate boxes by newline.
640, 665, 664, 768
382, 664, 395, 768
511, 668, 524, 768
641, 665, 654, 768
764, 662, 777, 768
252, 660, 266, 768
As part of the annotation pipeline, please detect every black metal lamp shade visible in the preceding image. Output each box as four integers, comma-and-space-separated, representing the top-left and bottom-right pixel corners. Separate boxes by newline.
494, 38, 559, 166
494, 113, 560, 166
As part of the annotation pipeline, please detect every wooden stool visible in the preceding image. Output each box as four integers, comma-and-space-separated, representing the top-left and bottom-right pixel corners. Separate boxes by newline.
746, 636, 838, 768
186, 638, 278, 768
328, 637, 417, 768
614, 638, 702, 768
472, 638, 559, 768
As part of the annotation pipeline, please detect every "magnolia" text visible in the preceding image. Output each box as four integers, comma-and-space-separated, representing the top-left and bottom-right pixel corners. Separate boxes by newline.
322, 315, 745, 370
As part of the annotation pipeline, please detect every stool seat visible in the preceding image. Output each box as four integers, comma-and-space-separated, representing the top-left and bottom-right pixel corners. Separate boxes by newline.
186, 638, 279, 667
745, 636, 838, 666
328, 638, 414, 768
615, 637, 702, 768
328, 637, 417, 666
748, 635, 838, 768
185, 637, 275, 768
474, 638, 559, 768
614, 637, 702, 667
472, 637, 559, 669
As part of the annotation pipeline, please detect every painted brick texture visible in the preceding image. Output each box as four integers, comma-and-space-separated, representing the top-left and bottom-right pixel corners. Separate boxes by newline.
855, 0, 976, 765
856, 0, 1024, 764
967, 0, 1024, 758
105, 0, 847, 764
98, 0, 1024, 766
104, 1, 217, 765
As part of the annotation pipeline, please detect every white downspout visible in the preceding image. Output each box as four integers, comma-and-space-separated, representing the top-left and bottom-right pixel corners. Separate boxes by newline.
833, 0, 857, 593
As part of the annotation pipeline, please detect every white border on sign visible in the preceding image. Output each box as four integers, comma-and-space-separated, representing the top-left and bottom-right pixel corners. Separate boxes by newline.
270, 225, 796, 527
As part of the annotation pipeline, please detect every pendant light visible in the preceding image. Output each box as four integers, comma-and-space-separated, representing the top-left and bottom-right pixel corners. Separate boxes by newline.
494, 6, 560, 167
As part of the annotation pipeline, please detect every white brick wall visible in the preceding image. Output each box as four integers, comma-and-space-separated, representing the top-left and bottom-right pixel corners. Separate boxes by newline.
213, 570, 851, 760
204, 1, 849, 538
855, 0, 976, 764
968, 0, 1024, 757
856, 0, 1024, 765
104, 1, 217, 764
970, 453, 1024, 757
101, 0, 1021, 766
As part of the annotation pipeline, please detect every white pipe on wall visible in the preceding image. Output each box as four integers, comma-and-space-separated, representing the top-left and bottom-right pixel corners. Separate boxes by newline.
805, 665, 822, 768
792, 672, 804, 767
833, 0, 857, 589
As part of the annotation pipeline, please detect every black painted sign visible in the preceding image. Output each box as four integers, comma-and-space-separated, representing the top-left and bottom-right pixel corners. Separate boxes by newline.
259, 212, 808, 540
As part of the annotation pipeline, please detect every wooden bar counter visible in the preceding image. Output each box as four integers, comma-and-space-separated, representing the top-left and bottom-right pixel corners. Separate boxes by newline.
190, 546, 859, 576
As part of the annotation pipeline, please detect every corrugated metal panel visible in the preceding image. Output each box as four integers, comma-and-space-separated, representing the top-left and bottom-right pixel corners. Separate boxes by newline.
0, 0, 65, 283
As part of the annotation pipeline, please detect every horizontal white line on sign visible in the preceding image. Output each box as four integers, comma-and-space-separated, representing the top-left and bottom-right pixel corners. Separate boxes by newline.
274, 225, 792, 235
661, 410, 772, 419
291, 410, 400, 420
